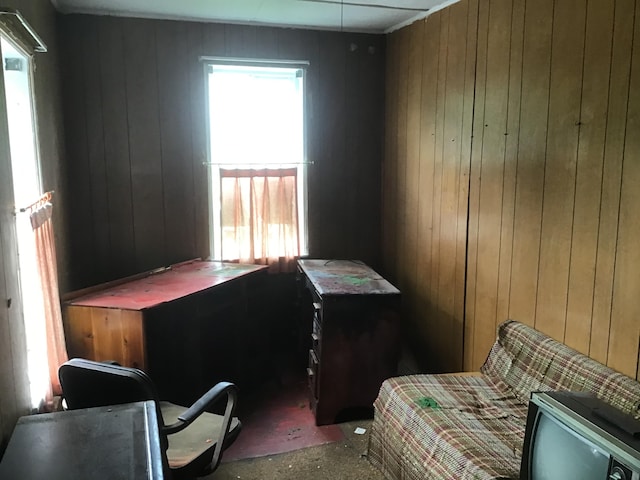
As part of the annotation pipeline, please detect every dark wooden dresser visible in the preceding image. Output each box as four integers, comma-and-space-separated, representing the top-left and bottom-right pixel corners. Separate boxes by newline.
63, 260, 268, 404
297, 259, 401, 425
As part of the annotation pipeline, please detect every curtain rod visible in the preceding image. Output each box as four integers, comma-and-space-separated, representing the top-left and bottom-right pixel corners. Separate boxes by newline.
17, 190, 54, 213
203, 162, 314, 166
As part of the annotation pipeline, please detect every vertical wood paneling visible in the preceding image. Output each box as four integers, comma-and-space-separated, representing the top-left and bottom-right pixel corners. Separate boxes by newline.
404, 22, 424, 333
608, 0, 640, 377
455, 0, 478, 365
590, 0, 635, 365
81, 16, 111, 280
495, 0, 525, 339
440, 0, 471, 371
98, 17, 136, 279
386, 0, 640, 376
395, 28, 409, 289
464, 0, 488, 370
415, 13, 440, 353
123, 19, 166, 272
382, 33, 399, 277
156, 21, 197, 264
384, 4, 477, 372
534, 0, 586, 340
429, 9, 448, 368
62, 17, 385, 289
508, 0, 554, 325
564, 1, 615, 353
470, 0, 512, 369
61, 16, 94, 285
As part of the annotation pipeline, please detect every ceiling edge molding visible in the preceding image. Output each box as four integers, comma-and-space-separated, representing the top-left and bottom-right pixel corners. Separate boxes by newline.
54, 7, 386, 34
384, 0, 460, 34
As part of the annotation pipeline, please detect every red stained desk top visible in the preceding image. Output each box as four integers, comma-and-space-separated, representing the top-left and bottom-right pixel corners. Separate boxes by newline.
67, 261, 268, 310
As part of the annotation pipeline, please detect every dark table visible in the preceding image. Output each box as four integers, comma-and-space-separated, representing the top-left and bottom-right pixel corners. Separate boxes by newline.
0, 401, 166, 479
297, 259, 401, 425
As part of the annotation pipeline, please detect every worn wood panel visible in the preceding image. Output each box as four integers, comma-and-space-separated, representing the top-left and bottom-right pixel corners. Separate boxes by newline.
534, 0, 586, 340
123, 19, 166, 272
64, 306, 146, 370
415, 13, 440, 354
97, 17, 136, 280
464, 0, 489, 371
589, 0, 635, 366
564, 1, 615, 354
508, 0, 554, 325
439, 0, 470, 371
395, 28, 410, 289
470, 0, 512, 369
187, 24, 209, 260
382, 33, 399, 279
428, 9, 449, 369
386, 0, 640, 377
60, 16, 94, 286
608, 0, 640, 378
156, 21, 197, 264
62, 16, 385, 289
494, 0, 525, 342
81, 16, 111, 280
384, 4, 477, 372
455, 0, 478, 366
404, 22, 424, 331
357, 38, 385, 269
64, 306, 96, 360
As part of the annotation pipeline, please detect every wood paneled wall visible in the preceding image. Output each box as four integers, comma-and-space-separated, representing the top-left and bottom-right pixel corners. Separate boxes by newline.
383, 1, 478, 372
384, 0, 640, 379
59, 15, 385, 290
0, 0, 67, 450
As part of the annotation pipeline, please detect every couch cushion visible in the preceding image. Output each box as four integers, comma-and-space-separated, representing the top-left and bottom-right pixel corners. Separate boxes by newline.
369, 374, 527, 480
481, 320, 640, 418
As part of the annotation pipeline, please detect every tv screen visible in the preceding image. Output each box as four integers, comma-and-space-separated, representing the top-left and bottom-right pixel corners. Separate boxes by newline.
520, 392, 640, 480
530, 408, 609, 479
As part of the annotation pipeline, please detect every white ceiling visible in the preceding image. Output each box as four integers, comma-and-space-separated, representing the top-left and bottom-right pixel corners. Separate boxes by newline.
51, 0, 457, 34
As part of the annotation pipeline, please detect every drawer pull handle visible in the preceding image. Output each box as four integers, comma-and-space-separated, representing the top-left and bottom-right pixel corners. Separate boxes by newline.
313, 302, 321, 311
311, 333, 319, 342
307, 367, 314, 378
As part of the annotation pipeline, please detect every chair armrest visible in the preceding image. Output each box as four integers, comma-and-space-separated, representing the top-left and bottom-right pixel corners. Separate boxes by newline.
180, 381, 237, 426
163, 381, 238, 472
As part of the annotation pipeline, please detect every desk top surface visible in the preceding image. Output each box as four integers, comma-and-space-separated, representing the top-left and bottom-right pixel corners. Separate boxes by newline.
0, 401, 165, 480
67, 260, 268, 310
298, 259, 400, 296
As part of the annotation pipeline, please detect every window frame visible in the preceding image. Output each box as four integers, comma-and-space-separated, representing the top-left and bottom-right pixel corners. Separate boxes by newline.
202, 57, 310, 261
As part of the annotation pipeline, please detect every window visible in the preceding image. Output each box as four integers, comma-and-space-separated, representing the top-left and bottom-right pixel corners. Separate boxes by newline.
1, 34, 47, 408
205, 62, 308, 271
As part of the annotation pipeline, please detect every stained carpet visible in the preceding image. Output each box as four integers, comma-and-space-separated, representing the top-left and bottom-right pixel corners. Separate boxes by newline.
222, 377, 344, 462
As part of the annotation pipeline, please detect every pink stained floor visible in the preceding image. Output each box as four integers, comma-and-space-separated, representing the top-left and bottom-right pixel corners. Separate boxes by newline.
222, 378, 344, 462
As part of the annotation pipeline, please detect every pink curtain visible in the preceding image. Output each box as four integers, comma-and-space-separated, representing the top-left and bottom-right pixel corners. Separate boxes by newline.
29, 200, 68, 404
220, 168, 300, 272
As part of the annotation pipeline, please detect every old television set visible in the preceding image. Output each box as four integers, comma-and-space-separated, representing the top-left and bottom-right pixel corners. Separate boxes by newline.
520, 391, 640, 480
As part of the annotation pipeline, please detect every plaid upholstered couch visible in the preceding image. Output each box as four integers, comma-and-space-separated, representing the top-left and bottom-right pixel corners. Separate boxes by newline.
367, 320, 640, 480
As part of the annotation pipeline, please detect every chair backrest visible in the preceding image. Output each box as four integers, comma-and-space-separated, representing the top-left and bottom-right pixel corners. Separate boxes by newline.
59, 359, 162, 419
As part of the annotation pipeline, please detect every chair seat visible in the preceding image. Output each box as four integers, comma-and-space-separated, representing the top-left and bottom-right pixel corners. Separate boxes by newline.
159, 401, 241, 470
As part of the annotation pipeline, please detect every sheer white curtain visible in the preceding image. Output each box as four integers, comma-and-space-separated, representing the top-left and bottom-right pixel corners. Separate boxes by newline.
220, 168, 300, 273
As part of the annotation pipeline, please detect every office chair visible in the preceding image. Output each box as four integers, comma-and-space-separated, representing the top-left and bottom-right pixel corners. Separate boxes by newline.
58, 358, 241, 479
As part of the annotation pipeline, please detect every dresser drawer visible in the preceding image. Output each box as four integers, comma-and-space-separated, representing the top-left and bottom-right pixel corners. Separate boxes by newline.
307, 349, 319, 399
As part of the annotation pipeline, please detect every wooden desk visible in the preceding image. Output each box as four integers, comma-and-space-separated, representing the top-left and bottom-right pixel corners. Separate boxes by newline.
297, 259, 401, 425
0, 401, 166, 479
63, 260, 268, 404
